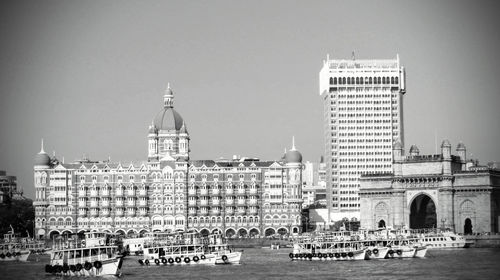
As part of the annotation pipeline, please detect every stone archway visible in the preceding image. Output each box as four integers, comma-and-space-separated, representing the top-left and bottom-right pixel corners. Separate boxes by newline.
225, 228, 236, 238
264, 228, 276, 237
378, 219, 386, 228
199, 229, 210, 236
464, 218, 473, 235
410, 194, 437, 229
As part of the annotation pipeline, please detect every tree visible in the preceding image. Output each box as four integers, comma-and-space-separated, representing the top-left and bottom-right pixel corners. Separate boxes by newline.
0, 198, 35, 237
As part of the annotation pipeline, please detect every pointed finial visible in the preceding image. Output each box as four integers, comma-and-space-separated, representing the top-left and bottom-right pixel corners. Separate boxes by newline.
291, 136, 296, 151
40, 138, 45, 153
62, 156, 65, 164
167, 82, 171, 90
53, 150, 56, 157
351, 51, 356, 61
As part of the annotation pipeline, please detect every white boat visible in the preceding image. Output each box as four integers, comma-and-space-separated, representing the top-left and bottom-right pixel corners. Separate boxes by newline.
0, 231, 31, 262
139, 232, 216, 266
418, 231, 467, 249
45, 232, 123, 277
413, 245, 428, 258
291, 235, 367, 261
365, 246, 389, 259
205, 234, 242, 265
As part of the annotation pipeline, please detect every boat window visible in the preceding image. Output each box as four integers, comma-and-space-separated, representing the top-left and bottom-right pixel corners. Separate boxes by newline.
91, 248, 98, 256
451, 237, 456, 241
83, 249, 90, 257
69, 251, 75, 259
75, 250, 82, 258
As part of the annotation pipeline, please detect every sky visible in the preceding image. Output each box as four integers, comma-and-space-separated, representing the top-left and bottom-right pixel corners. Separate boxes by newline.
1, 0, 499, 199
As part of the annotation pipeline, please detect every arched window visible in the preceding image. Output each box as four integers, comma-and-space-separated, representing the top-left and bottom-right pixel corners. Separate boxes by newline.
369, 77, 372, 84
342, 77, 346, 84
395, 77, 399, 84
333, 77, 337, 85
355, 77, 359, 84
382, 77, 386, 84
329, 77, 333, 85
360, 77, 364, 84
391, 77, 394, 84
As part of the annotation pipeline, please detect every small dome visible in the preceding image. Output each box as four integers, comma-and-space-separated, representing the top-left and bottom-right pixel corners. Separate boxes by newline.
35, 151, 51, 166
393, 141, 403, 150
409, 145, 419, 154
457, 142, 466, 150
441, 139, 451, 148
285, 150, 302, 163
153, 107, 185, 131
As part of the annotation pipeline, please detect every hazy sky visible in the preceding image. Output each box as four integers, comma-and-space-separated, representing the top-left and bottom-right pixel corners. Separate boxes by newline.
1, 0, 499, 199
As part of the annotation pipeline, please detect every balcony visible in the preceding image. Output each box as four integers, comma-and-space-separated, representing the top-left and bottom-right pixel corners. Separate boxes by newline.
90, 190, 98, 197
127, 190, 135, 196
138, 199, 147, 207
78, 201, 86, 207
248, 188, 257, 195
211, 189, 220, 196
225, 200, 234, 206
90, 209, 99, 216
237, 188, 245, 195
78, 190, 86, 197
115, 190, 124, 196
237, 199, 246, 205
90, 201, 98, 207
225, 189, 233, 195
210, 199, 220, 206
127, 200, 136, 207
199, 200, 208, 206
188, 200, 197, 206
138, 189, 147, 196
101, 200, 110, 207
101, 190, 110, 196
199, 189, 208, 196
188, 189, 196, 195
115, 200, 124, 207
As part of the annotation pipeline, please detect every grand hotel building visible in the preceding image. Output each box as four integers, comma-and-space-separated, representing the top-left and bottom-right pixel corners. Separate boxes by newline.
319, 55, 406, 221
33, 86, 303, 239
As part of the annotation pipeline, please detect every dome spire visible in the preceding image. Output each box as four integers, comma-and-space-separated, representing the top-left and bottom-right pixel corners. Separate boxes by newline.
164, 83, 174, 108
291, 136, 296, 151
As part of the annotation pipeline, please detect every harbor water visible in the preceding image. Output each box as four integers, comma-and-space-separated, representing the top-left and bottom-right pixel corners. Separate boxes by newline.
1, 248, 500, 280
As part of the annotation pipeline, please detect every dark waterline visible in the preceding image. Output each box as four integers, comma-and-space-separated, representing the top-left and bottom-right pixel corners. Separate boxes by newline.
1, 248, 500, 280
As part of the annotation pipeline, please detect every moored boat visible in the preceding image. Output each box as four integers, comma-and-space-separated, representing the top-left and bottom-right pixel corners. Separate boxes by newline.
44, 232, 123, 277
205, 234, 242, 265
0, 230, 31, 262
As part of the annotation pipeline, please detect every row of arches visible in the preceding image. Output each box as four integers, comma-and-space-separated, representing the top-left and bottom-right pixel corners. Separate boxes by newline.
374, 195, 477, 234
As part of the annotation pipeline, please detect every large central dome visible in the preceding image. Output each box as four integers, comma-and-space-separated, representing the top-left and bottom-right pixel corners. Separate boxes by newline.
153, 107, 184, 131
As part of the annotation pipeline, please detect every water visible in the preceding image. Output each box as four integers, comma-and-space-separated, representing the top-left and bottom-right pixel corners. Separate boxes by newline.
2, 248, 500, 280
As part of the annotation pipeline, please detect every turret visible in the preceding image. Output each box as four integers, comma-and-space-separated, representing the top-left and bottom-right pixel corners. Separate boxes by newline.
457, 142, 467, 171
409, 144, 419, 157
393, 141, 403, 176
441, 140, 452, 175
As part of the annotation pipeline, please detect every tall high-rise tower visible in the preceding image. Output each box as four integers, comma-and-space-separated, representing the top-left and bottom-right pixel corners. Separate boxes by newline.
319, 54, 406, 222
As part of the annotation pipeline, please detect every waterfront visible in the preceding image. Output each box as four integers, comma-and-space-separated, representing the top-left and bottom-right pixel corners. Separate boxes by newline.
1, 248, 500, 280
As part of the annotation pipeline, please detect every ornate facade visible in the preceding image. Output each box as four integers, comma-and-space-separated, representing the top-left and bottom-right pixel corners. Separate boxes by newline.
33, 86, 303, 239
359, 140, 500, 234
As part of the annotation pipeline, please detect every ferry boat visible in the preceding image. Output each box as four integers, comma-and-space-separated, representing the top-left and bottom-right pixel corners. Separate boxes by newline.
139, 232, 216, 266
418, 231, 467, 249
205, 234, 242, 265
290, 235, 366, 261
44, 232, 124, 277
0, 230, 31, 262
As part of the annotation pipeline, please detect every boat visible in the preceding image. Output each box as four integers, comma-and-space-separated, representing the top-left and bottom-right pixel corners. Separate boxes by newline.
270, 242, 280, 250
44, 232, 124, 277
290, 234, 366, 261
205, 234, 242, 265
0, 229, 31, 262
418, 231, 467, 249
139, 232, 216, 266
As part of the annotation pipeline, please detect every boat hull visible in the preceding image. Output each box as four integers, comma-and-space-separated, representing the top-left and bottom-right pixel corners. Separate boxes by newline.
386, 247, 416, 258
291, 249, 366, 261
366, 247, 389, 259
414, 246, 428, 258
48, 257, 123, 277
140, 254, 217, 266
0, 250, 30, 262
213, 251, 242, 265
